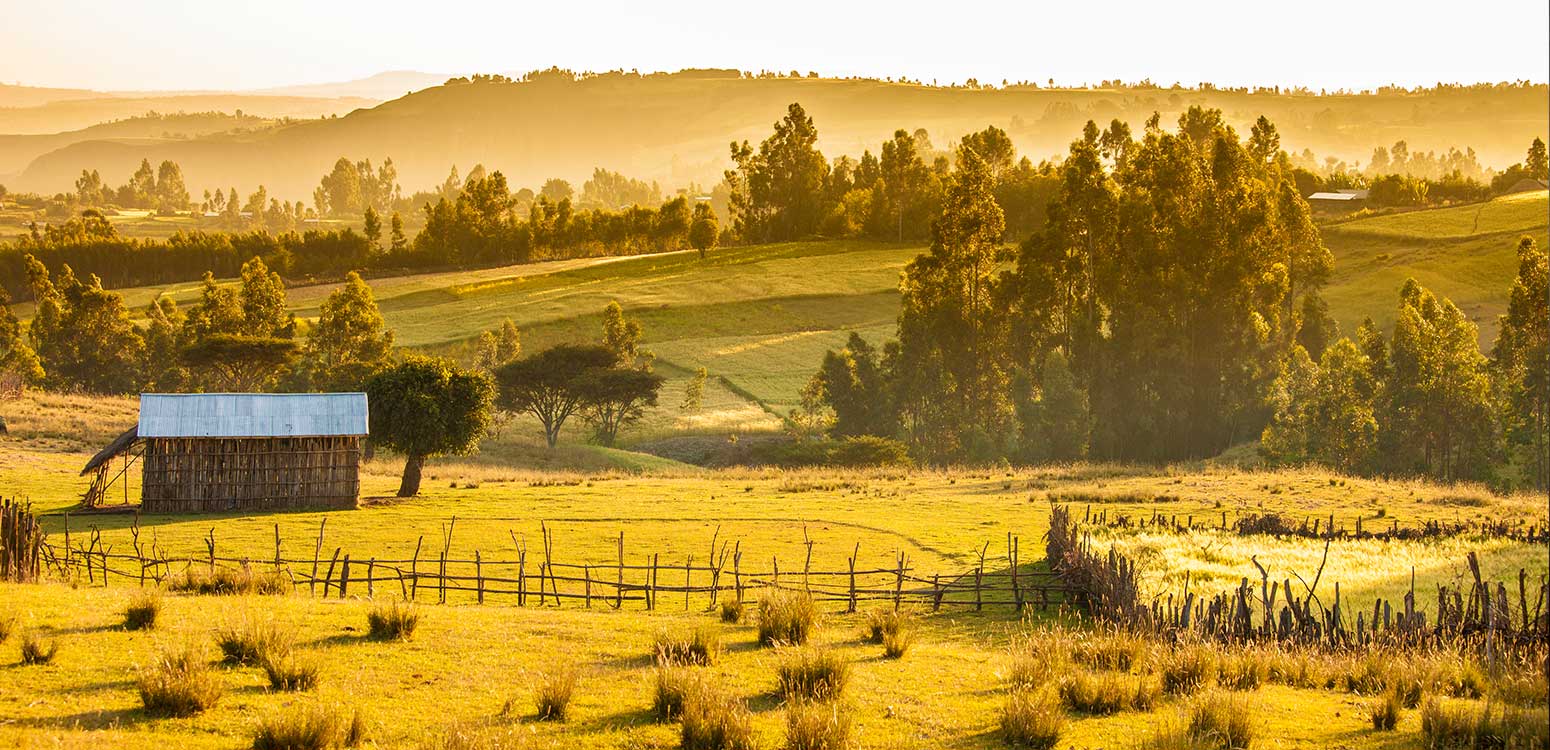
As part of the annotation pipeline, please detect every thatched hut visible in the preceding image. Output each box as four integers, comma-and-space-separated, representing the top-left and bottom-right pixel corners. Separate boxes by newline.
81, 393, 368, 512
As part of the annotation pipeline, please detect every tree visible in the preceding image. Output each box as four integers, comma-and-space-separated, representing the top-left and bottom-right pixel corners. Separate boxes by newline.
296, 272, 395, 391
1492, 236, 1549, 489
1261, 340, 1378, 472
1014, 351, 1088, 461
180, 334, 299, 391
1295, 292, 1340, 361
389, 212, 408, 253
808, 333, 892, 438
154, 160, 190, 211
366, 357, 493, 497
0, 287, 42, 384
580, 367, 665, 446
1527, 137, 1548, 181
601, 301, 650, 368
688, 203, 719, 259
141, 297, 188, 391
475, 319, 522, 372
725, 102, 831, 242
496, 345, 618, 447
681, 366, 708, 412
363, 207, 382, 250
25, 258, 143, 393
540, 179, 574, 203
237, 256, 292, 337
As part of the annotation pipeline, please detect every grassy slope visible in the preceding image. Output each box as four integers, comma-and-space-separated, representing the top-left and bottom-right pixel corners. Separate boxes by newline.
1320, 191, 1548, 346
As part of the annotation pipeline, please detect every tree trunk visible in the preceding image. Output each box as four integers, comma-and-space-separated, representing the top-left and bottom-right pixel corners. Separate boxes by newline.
398, 454, 424, 497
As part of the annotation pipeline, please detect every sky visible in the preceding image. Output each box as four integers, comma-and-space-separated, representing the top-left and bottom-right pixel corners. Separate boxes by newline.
4, 0, 1547, 92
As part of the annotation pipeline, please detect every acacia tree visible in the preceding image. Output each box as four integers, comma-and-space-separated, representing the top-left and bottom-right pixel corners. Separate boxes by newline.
180, 334, 299, 391
496, 345, 618, 447
580, 367, 664, 446
366, 357, 493, 497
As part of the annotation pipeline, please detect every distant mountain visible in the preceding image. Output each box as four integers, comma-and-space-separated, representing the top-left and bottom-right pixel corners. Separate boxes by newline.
9, 71, 1547, 204
0, 112, 277, 181
0, 82, 106, 109
0, 93, 376, 136
252, 71, 450, 100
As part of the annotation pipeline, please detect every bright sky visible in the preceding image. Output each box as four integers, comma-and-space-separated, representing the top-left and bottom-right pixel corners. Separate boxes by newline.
5, 0, 1547, 92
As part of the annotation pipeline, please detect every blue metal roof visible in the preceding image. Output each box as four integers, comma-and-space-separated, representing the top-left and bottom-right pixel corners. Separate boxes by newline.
138, 393, 369, 438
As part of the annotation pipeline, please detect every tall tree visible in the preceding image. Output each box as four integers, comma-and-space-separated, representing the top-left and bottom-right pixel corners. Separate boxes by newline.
366, 357, 493, 496
0, 287, 42, 385
1491, 236, 1549, 489
725, 103, 830, 242
601, 301, 650, 369
295, 272, 396, 391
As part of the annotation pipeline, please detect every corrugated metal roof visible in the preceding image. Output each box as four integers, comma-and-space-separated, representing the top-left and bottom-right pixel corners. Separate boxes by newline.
138, 393, 369, 438
1307, 192, 1362, 201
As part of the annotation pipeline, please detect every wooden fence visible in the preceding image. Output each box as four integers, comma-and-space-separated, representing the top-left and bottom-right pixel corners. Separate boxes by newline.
28, 516, 1079, 613
2, 498, 44, 581
1080, 504, 1548, 544
1047, 503, 1550, 649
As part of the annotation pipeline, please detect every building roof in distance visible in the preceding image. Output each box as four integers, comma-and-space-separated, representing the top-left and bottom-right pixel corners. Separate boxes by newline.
138, 393, 369, 438
1307, 191, 1364, 201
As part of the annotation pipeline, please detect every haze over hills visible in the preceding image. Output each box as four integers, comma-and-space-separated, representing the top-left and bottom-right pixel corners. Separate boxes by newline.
0, 112, 279, 179
0, 89, 377, 136
6, 70, 1545, 203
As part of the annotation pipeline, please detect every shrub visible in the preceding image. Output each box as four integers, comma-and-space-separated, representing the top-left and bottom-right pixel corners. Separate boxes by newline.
1420, 698, 1477, 749
19, 631, 58, 665
216, 617, 294, 666
653, 665, 703, 721
367, 600, 419, 641
654, 626, 721, 666
776, 646, 849, 702
680, 680, 755, 750
785, 700, 853, 750
138, 644, 223, 716
533, 664, 578, 721
1343, 651, 1393, 695
864, 608, 902, 643
252, 703, 364, 750
757, 590, 817, 647
1368, 689, 1400, 731
864, 609, 915, 658
719, 599, 744, 624
1263, 648, 1324, 689
263, 652, 322, 691
1183, 692, 1256, 750
1058, 671, 1159, 714
124, 589, 162, 631
1000, 687, 1065, 749
1161, 645, 1217, 695
882, 624, 915, 659
1491, 670, 1550, 708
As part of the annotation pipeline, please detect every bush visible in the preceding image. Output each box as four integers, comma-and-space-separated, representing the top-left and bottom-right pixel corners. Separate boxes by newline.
654, 626, 721, 666
1000, 687, 1065, 749
1183, 692, 1256, 750
217, 617, 294, 666
1421, 698, 1477, 748
785, 700, 853, 750
1058, 671, 1159, 714
367, 600, 419, 641
653, 665, 703, 721
252, 703, 364, 750
882, 625, 915, 659
20, 631, 58, 664
263, 652, 322, 691
757, 590, 816, 647
124, 589, 162, 631
1368, 689, 1401, 731
533, 664, 578, 721
719, 599, 743, 624
680, 680, 755, 750
776, 646, 849, 702
1161, 645, 1217, 695
138, 644, 223, 716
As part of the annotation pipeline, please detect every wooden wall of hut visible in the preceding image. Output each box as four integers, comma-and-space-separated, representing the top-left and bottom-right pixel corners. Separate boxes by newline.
140, 436, 361, 513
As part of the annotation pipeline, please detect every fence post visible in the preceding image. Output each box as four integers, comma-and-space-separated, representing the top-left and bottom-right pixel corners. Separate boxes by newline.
847, 543, 859, 614
310, 520, 326, 596
685, 554, 693, 611
616, 532, 624, 609
893, 552, 905, 611
932, 574, 942, 611
733, 543, 743, 603
584, 564, 591, 608
476, 551, 484, 605
273, 524, 282, 574
410, 536, 422, 601
340, 554, 351, 599
649, 553, 659, 611
322, 548, 340, 598
367, 558, 376, 599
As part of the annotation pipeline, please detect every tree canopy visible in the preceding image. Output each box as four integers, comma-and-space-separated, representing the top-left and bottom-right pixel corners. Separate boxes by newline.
366, 357, 493, 497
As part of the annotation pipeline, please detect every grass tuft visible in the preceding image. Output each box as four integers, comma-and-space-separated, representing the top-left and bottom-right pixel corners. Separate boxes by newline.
653, 664, 703, 722
124, 589, 162, 631
251, 703, 364, 750
758, 590, 817, 647
784, 700, 853, 750
366, 600, 419, 641
1421, 697, 1550, 749
775, 646, 849, 703
137, 643, 223, 716
654, 626, 722, 666
1184, 692, 1256, 750
1057, 670, 1160, 714
171, 566, 288, 596
865, 608, 916, 659
719, 599, 744, 624
1000, 687, 1065, 749
680, 679, 755, 750
0, 611, 15, 644
1368, 688, 1401, 731
533, 664, 579, 721
19, 630, 58, 665
263, 652, 322, 691
216, 616, 294, 666
1161, 644, 1218, 695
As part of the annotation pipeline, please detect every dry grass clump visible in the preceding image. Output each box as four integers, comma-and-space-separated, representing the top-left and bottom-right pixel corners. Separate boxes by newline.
1071, 630, 1150, 672
137, 643, 222, 716
784, 700, 853, 750
0, 611, 15, 643
251, 703, 365, 750
1215, 649, 1267, 691
680, 679, 755, 750
124, 589, 162, 631
19, 630, 58, 664
1145, 692, 1257, 750
1420, 697, 1550, 749
719, 599, 744, 624
216, 617, 294, 666
1367, 688, 1401, 730
1005, 631, 1072, 691
654, 626, 722, 666
1058, 670, 1160, 714
1000, 686, 1066, 749
1161, 644, 1218, 695
653, 664, 704, 721
864, 608, 916, 659
1263, 647, 1326, 689
263, 652, 322, 691
366, 599, 419, 641
1490, 670, 1550, 708
776, 646, 850, 702
418, 721, 528, 750
533, 664, 579, 721
758, 590, 817, 647
171, 565, 287, 596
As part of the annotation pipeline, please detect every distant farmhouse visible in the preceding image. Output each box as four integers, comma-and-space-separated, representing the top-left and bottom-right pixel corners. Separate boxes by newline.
1503, 178, 1549, 194
82, 393, 368, 513
1306, 188, 1369, 212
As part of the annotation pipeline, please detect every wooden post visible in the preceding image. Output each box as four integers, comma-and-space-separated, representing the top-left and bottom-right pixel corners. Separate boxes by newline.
584, 564, 591, 608
273, 524, 282, 574
340, 554, 351, 599
616, 532, 624, 609
367, 558, 376, 599
846, 543, 859, 614
476, 551, 485, 605
1011, 535, 1023, 611
322, 548, 340, 598
733, 542, 743, 603
932, 574, 942, 612
684, 554, 693, 611
310, 519, 326, 596
409, 535, 422, 601
649, 553, 659, 611
893, 552, 905, 611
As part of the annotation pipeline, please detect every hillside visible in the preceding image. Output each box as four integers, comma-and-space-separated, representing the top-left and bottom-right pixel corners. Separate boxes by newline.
1320, 190, 1549, 345
0, 111, 278, 180
0, 92, 376, 136
10, 72, 1546, 201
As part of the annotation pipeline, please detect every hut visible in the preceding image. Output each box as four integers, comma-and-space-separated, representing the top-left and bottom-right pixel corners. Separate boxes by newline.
81, 393, 368, 512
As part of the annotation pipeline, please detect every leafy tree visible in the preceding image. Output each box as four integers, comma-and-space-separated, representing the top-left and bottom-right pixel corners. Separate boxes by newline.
363, 207, 382, 250
540, 179, 574, 203
958, 126, 1016, 179
140, 297, 188, 391
1491, 236, 1549, 489
154, 160, 190, 211
1261, 340, 1378, 472
1527, 137, 1548, 180
295, 272, 396, 391
1294, 292, 1340, 361
496, 345, 618, 447
237, 256, 292, 337
725, 103, 830, 242
681, 366, 708, 412
580, 367, 664, 446
388, 211, 408, 253
25, 258, 143, 393
601, 301, 650, 368
870, 128, 936, 241
1014, 351, 1088, 461
688, 202, 719, 259
0, 287, 42, 384
475, 319, 522, 372
180, 334, 299, 391
366, 357, 493, 497
808, 333, 892, 438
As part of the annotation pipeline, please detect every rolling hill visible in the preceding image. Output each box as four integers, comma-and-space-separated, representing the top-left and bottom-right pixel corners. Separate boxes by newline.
9, 72, 1546, 204
0, 112, 279, 180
